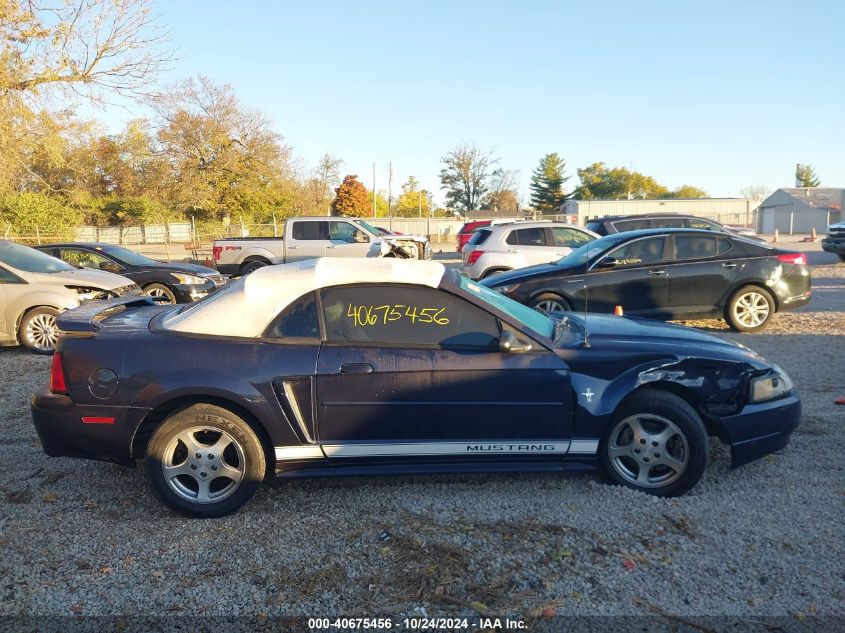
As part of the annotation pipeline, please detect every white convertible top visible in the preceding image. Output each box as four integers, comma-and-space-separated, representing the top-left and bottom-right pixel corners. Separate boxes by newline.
161, 257, 447, 338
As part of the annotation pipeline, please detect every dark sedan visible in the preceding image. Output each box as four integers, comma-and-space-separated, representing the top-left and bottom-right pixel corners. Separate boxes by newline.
483, 229, 811, 332
37, 243, 226, 304
32, 258, 800, 517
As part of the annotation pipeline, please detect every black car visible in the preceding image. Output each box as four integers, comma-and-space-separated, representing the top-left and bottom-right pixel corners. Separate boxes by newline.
31, 258, 800, 517
37, 243, 226, 304
483, 229, 811, 332
585, 213, 764, 242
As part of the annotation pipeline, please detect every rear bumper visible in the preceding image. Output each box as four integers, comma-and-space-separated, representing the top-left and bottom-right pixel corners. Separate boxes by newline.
717, 393, 801, 467
31, 387, 149, 466
215, 263, 239, 276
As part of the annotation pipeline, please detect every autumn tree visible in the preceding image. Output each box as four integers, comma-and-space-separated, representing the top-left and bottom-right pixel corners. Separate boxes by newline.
795, 164, 820, 187
439, 143, 498, 212
670, 185, 708, 198
575, 163, 670, 200
331, 175, 370, 217
483, 168, 520, 213
395, 176, 431, 217
529, 154, 568, 212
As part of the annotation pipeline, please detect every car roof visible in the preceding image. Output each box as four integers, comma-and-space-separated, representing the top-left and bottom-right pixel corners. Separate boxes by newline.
597, 228, 734, 240
591, 213, 711, 222
38, 242, 122, 249
482, 221, 578, 232
161, 257, 447, 338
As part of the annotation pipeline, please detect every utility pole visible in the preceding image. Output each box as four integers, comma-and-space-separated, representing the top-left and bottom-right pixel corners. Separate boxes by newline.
372, 162, 376, 218
418, 190, 422, 218
387, 162, 393, 217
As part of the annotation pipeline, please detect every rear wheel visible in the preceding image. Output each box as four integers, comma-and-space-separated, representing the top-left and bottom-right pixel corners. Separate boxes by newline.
480, 268, 510, 280
143, 283, 176, 304
240, 259, 269, 275
144, 404, 266, 517
19, 307, 60, 354
725, 285, 774, 332
529, 293, 571, 315
599, 390, 707, 497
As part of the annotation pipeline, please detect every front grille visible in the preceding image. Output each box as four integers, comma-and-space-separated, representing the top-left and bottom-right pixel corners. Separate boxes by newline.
207, 274, 226, 286
828, 227, 845, 240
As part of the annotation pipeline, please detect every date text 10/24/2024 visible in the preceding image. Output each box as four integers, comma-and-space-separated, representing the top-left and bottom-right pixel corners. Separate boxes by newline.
308, 617, 528, 630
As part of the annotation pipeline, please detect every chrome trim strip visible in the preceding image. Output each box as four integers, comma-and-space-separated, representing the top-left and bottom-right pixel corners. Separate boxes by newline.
321, 441, 571, 457
275, 446, 325, 460
282, 380, 313, 443
568, 439, 599, 454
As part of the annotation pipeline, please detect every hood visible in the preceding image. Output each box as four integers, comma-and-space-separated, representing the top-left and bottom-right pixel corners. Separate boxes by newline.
482, 262, 574, 287
32, 267, 135, 291
563, 314, 768, 366
828, 221, 845, 229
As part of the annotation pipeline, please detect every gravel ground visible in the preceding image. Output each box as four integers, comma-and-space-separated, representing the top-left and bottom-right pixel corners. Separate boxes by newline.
1, 252, 843, 627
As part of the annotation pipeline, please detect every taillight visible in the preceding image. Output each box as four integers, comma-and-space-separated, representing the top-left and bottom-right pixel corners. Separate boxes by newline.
777, 253, 807, 266
212, 246, 222, 261
49, 353, 67, 394
466, 250, 485, 265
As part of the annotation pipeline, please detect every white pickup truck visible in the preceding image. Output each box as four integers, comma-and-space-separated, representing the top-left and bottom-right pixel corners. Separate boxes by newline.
213, 216, 432, 276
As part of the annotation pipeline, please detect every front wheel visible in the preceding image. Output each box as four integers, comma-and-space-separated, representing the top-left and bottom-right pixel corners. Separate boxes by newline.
599, 390, 708, 497
144, 404, 266, 517
19, 307, 60, 354
240, 259, 269, 276
143, 283, 177, 304
725, 285, 774, 332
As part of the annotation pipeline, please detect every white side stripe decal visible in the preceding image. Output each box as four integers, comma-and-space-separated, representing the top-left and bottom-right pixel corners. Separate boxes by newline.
273, 440, 600, 461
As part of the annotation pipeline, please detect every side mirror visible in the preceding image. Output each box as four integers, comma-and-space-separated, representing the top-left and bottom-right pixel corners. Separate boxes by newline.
99, 261, 123, 273
354, 230, 369, 243
596, 257, 618, 269
499, 330, 532, 353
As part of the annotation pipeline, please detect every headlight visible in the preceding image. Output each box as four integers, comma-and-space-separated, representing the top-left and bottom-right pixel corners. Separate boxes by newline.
172, 273, 207, 285
749, 366, 794, 403
495, 284, 517, 294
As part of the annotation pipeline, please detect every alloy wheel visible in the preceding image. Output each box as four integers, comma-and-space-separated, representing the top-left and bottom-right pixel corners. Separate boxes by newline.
25, 313, 59, 352
607, 413, 689, 488
161, 426, 245, 504
144, 286, 174, 304
534, 299, 567, 314
732, 291, 770, 328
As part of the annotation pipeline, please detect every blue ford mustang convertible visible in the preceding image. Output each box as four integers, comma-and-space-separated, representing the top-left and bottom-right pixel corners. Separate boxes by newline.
31, 258, 800, 517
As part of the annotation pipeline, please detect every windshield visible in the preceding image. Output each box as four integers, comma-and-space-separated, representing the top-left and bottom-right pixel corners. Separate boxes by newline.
354, 219, 380, 235
459, 275, 553, 338
555, 232, 631, 267
98, 244, 160, 266
0, 240, 76, 273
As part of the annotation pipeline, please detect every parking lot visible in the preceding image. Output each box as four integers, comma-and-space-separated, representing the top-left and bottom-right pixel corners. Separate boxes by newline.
1, 242, 843, 625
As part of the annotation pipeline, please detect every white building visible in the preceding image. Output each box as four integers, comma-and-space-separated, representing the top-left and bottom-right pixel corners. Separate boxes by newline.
559, 198, 760, 228
756, 188, 843, 234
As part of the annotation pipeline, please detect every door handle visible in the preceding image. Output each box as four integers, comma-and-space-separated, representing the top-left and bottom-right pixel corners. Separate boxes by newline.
647, 269, 665, 275
507, 249, 519, 254
287, 245, 298, 250
340, 363, 374, 374
721, 262, 737, 268
326, 245, 336, 250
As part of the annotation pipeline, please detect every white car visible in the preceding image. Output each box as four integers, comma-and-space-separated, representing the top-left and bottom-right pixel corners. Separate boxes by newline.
461, 221, 599, 280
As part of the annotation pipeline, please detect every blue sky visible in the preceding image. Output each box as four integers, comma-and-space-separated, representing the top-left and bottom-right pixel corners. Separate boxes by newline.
101, 0, 844, 204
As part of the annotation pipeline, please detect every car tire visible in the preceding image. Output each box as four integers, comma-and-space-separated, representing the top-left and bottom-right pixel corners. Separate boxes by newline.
528, 293, 571, 314
725, 285, 775, 332
240, 259, 269, 275
144, 404, 266, 518
143, 283, 177, 304
598, 389, 708, 497
18, 307, 60, 354
480, 268, 510, 280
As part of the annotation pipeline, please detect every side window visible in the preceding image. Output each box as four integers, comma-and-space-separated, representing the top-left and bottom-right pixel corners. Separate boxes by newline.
59, 248, 112, 269
606, 237, 666, 267
551, 227, 594, 248
513, 228, 547, 246
674, 235, 717, 260
291, 221, 329, 240
264, 292, 320, 339
717, 238, 732, 254
651, 217, 686, 229
688, 218, 723, 232
468, 229, 492, 246
613, 218, 652, 231
320, 284, 500, 348
0, 264, 22, 283
329, 221, 356, 242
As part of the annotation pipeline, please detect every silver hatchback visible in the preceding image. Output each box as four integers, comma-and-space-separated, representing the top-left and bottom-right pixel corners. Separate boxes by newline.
0, 240, 139, 353
461, 221, 598, 280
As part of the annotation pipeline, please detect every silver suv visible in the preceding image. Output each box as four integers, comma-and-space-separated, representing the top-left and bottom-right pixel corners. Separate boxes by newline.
461, 221, 598, 280
0, 240, 139, 353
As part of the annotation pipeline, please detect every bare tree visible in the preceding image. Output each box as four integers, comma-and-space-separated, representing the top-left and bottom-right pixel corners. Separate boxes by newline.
314, 152, 343, 212
1, 0, 171, 99
739, 185, 770, 200
439, 143, 499, 212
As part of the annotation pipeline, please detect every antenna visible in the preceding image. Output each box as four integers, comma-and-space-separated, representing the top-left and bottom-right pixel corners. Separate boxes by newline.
582, 282, 590, 348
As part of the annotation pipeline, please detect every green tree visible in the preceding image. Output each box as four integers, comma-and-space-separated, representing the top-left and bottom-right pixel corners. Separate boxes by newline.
439, 143, 498, 212
331, 175, 370, 217
575, 163, 669, 200
529, 153, 568, 212
670, 185, 708, 198
395, 177, 431, 217
795, 164, 820, 187
0, 192, 84, 240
